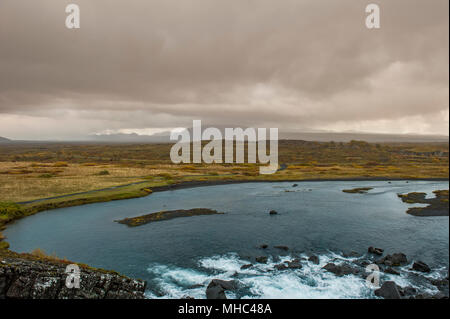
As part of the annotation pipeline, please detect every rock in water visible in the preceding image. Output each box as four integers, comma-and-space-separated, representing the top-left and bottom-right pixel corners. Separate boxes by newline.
322, 263, 357, 277
269, 210, 278, 215
368, 247, 384, 256
375, 281, 401, 299
274, 245, 289, 251
308, 255, 320, 265
274, 263, 288, 270
412, 261, 431, 273
287, 260, 302, 269
255, 256, 268, 263
378, 253, 407, 266
343, 251, 360, 258
384, 267, 400, 275
206, 279, 236, 299
206, 284, 226, 299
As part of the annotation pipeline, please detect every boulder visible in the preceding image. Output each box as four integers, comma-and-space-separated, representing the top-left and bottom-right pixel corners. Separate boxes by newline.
286, 260, 302, 269
374, 281, 401, 299
240, 264, 253, 270
323, 263, 357, 277
255, 256, 268, 263
412, 261, 431, 273
308, 255, 320, 265
274, 246, 289, 251
292, 184, 298, 187
206, 279, 236, 299
343, 251, 360, 258
398, 286, 417, 297
368, 247, 384, 256
274, 263, 288, 271
206, 284, 226, 299
269, 210, 278, 215
430, 278, 449, 292
378, 253, 407, 267
259, 244, 268, 249
384, 267, 400, 275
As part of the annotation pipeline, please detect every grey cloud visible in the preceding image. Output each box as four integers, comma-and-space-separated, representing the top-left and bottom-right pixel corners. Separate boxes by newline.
0, 0, 448, 138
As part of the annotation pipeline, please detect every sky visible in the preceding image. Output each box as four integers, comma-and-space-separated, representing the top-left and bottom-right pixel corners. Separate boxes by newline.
0, 0, 448, 140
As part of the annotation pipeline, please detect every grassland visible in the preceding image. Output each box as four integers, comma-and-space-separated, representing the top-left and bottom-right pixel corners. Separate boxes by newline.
0, 140, 448, 250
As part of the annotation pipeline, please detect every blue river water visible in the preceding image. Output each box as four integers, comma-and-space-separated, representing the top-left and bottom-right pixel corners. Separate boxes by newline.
4, 180, 449, 298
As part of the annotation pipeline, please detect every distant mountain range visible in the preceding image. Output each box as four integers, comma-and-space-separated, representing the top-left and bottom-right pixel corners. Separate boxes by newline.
87, 130, 449, 143
0, 136, 11, 143
1, 131, 448, 144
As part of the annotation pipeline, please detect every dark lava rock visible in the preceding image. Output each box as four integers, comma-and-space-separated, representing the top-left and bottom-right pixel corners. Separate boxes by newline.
398, 286, 417, 297
206, 284, 225, 299
0, 255, 146, 299
308, 255, 320, 265
240, 264, 253, 270
384, 267, 400, 275
292, 184, 298, 187
286, 260, 302, 269
274, 246, 289, 251
378, 253, 408, 267
374, 281, 401, 299
274, 264, 288, 271
188, 284, 204, 289
259, 244, 268, 249
430, 278, 449, 291
269, 210, 278, 215
343, 251, 360, 258
368, 247, 384, 256
274, 259, 302, 270
322, 263, 357, 277
206, 279, 236, 299
412, 261, 431, 273
255, 256, 268, 264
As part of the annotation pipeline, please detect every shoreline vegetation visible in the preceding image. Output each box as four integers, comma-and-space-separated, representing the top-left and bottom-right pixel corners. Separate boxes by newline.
398, 190, 449, 217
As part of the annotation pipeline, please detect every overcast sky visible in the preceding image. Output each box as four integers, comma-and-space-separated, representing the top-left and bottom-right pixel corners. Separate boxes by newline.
0, 0, 448, 140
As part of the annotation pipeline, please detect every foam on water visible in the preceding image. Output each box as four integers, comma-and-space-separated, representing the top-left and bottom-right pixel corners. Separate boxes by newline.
144, 252, 445, 299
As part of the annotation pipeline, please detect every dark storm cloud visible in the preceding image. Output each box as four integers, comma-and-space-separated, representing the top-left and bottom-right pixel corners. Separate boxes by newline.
0, 0, 448, 139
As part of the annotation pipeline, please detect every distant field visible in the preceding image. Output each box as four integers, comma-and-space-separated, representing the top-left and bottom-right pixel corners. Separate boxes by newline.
0, 140, 448, 203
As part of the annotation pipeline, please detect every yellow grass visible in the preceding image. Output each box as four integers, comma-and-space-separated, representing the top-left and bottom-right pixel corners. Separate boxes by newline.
0, 141, 448, 203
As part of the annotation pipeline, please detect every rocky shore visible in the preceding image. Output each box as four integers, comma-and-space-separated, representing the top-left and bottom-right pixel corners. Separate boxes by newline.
200, 245, 449, 300
0, 252, 146, 299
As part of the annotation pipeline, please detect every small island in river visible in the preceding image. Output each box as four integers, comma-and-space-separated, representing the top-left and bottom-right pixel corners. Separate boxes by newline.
398, 190, 449, 217
342, 187, 373, 194
115, 208, 224, 227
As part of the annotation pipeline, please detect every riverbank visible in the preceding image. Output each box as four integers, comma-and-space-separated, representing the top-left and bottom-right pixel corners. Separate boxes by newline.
1, 176, 449, 251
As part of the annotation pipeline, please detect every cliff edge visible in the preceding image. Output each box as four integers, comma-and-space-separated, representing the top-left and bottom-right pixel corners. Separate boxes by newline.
0, 251, 147, 299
